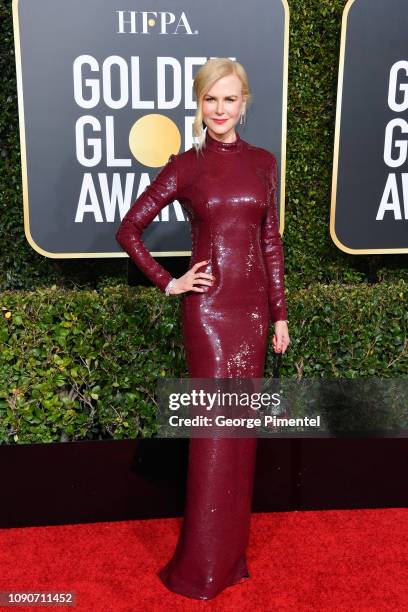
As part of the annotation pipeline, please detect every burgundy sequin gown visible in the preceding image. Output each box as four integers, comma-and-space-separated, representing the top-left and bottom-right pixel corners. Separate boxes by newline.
115, 129, 287, 600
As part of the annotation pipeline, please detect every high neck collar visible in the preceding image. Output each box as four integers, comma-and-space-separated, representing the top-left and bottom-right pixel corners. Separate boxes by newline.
204, 129, 243, 153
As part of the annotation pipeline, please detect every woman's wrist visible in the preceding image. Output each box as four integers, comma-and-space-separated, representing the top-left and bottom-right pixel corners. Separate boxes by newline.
164, 277, 177, 296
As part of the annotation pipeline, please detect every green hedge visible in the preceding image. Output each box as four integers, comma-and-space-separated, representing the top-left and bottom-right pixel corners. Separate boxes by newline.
1, 0, 407, 291
1, 281, 407, 444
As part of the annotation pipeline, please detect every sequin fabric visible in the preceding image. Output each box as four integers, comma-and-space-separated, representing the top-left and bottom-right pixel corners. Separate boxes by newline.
115, 129, 288, 600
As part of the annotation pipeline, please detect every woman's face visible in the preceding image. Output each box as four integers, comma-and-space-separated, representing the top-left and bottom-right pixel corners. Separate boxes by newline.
201, 73, 246, 140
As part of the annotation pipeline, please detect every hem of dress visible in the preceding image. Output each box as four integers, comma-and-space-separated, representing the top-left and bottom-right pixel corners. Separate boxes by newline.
157, 565, 251, 601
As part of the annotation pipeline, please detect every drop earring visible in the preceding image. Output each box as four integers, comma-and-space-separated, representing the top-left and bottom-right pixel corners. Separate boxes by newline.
240, 111, 246, 125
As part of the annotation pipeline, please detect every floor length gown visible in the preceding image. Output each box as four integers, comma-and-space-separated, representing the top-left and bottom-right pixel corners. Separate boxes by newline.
115, 129, 288, 600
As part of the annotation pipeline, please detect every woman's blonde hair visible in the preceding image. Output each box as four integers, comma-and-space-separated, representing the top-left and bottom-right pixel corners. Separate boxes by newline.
192, 58, 252, 155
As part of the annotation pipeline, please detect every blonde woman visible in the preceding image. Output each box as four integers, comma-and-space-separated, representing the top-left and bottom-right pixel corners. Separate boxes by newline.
116, 58, 290, 600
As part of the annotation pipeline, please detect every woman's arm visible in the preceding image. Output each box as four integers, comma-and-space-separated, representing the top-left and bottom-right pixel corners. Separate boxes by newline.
115, 154, 178, 292
260, 154, 288, 324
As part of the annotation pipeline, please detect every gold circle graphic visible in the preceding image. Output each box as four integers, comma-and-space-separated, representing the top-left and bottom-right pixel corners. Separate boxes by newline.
129, 115, 181, 168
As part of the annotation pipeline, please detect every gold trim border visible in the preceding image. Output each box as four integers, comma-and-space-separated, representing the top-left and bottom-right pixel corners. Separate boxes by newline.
330, 0, 408, 254
12, 0, 289, 259
280, 0, 289, 238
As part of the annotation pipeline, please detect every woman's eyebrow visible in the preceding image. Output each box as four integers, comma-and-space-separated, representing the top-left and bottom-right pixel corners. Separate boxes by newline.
204, 94, 238, 98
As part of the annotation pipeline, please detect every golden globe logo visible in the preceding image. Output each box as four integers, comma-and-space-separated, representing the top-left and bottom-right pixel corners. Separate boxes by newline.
377, 60, 408, 221
116, 10, 198, 35
72, 52, 198, 223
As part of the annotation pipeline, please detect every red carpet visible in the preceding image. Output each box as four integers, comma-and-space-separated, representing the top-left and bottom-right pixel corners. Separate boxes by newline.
0, 509, 407, 611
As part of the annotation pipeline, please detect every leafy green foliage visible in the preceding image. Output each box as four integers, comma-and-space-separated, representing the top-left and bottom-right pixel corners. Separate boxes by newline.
266, 279, 408, 379
0, 286, 187, 443
1, 282, 407, 444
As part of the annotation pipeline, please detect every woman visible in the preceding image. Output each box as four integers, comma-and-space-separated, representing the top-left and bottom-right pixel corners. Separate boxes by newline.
115, 58, 290, 600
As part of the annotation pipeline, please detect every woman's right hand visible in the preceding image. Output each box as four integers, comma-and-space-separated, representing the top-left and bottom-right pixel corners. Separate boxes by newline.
169, 260, 215, 295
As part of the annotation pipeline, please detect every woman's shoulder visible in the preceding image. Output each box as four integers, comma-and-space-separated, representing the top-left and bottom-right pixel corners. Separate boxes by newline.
166, 147, 196, 166
163, 147, 200, 194
167, 147, 205, 179
162, 149, 195, 178
241, 139, 277, 167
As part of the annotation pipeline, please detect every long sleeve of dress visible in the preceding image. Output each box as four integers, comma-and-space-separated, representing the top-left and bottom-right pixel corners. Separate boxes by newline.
260, 154, 288, 323
115, 154, 178, 292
